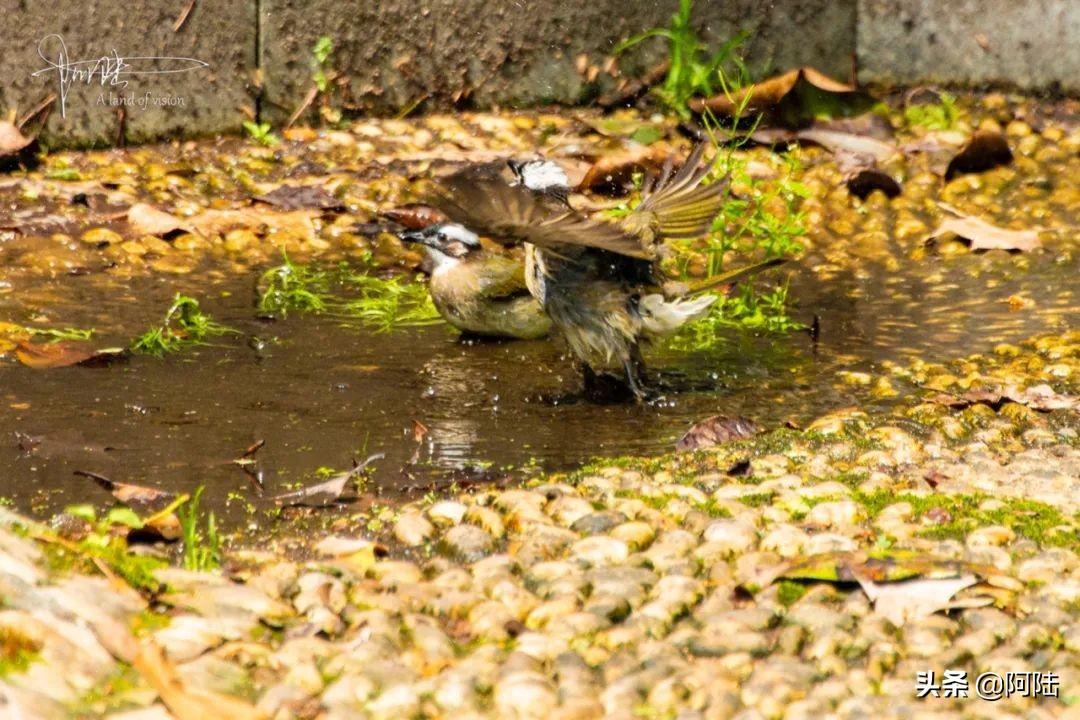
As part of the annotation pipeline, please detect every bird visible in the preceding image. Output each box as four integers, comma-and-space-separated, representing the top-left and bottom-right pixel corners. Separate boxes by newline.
426, 145, 781, 400
399, 222, 552, 340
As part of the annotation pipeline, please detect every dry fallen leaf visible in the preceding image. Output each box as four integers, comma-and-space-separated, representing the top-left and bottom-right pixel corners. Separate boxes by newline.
127, 203, 192, 238
0, 121, 34, 159
690, 67, 857, 116
676, 415, 760, 451
254, 184, 345, 212
15, 341, 127, 369
944, 129, 1013, 180
76, 470, 177, 513
858, 574, 991, 626
928, 213, 1040, 252
91, 616, 265, 720
270, 453, 383, 508
929, 384, 1077, 412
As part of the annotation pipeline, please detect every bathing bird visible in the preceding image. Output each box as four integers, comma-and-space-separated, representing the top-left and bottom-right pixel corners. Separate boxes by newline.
399, 222, 552, 340
423, 145, 780, 400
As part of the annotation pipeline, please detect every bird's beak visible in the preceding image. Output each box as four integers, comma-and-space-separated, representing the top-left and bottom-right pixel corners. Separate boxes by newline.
399, 229, 431, 247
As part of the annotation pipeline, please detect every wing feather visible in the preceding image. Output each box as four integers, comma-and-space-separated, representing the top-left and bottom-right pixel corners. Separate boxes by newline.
628, 143, 728, 241
434, 170, 651, 260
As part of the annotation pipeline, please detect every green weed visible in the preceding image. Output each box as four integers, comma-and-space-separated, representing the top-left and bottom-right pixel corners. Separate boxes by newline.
256, 255, 442, 332
258, 254, 330, 317
903, 92, 958, 130
131, 294, 235, 356
615, 0, 747, 118
179, 486, 221, 571
242, 121, 280, 147
337, 272, 442, 332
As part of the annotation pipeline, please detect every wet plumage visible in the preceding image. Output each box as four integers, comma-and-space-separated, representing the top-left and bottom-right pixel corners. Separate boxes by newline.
432, 145, 739, 399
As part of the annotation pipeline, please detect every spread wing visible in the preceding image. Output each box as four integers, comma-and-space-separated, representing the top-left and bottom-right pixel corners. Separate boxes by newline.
433, 169, 652, 260
627, 143, 728, 241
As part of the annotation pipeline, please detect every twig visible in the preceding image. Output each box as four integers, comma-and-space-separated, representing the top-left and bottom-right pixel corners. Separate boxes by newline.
173, 0, 197, 31
17, 93, 56, 134
285, 85, 319, 130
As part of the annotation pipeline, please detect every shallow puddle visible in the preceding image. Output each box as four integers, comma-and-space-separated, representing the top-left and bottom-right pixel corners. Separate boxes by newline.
1, 245, 1073, 525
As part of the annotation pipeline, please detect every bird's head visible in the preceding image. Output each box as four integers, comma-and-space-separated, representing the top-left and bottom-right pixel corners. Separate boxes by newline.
399, 223, 482, 267
507, 159, 570, 194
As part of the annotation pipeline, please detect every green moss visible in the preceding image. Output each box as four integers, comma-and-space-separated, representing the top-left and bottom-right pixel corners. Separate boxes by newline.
0, 626, 41, 677
846, 490, 1078, 550
738, 492, 775, 508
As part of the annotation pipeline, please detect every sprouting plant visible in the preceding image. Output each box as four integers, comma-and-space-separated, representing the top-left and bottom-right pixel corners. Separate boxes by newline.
131, 294, 235, 356
312, 36, 334, 93
258, 253, 330, 317
615, 0, 748, 118
242, 121, 280, 147
903, 91, 958, 131
179, 486, 220, 571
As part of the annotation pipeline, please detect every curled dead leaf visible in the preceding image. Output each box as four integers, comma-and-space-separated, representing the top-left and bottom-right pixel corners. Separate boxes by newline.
927, 213, 1040, 252
0, 122, 34, 158
76, 470, 177, 514
691, 67, 854, 116
676, 415, 760, 452
944, 130, 1013, 180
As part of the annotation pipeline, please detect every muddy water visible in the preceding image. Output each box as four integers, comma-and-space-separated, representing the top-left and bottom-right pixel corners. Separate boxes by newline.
1, 248, 1074, 524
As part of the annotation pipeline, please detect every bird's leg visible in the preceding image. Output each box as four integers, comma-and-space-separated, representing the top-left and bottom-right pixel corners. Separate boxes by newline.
622, 346, 653, 403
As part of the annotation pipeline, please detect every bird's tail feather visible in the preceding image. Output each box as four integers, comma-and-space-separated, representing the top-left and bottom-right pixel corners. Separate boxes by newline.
637, 293, 717, 336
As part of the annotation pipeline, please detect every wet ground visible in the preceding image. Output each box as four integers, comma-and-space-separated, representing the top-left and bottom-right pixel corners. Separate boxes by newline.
0, 94, 1076, 527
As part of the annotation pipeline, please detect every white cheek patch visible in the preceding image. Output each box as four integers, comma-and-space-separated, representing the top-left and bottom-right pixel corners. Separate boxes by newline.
440, 223, 480, 246
520, 161, 570, 191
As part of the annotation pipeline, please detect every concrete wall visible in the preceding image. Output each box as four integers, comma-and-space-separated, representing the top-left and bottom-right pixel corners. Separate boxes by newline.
0, 0, 1074, 147
0, 0, 255, 147
858, 0, 1080, 93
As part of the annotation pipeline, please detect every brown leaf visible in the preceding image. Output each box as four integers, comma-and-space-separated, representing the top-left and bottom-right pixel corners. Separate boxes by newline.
381, 203, 449, 230
676, 415, 760, 452
0, 121, 34, 158
797, 128, 896, 162
270, 453, 383, 508
689, 67, 857, 116
15, 341, 127, 369
75, 470, 177, 514
944, 130, 1013, 180
254, 184, 345, 211
577, 144, 671, 194
91, 616, 264, 720
928, 214, 1040, 252
127, 203, 192, 238
929, 384, 1077, 412
412, 419, 429, 443
597, 59, 670, 109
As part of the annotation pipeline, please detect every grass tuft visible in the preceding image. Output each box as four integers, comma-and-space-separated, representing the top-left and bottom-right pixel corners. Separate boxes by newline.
131, 294, 235, 356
